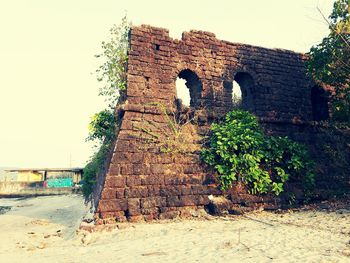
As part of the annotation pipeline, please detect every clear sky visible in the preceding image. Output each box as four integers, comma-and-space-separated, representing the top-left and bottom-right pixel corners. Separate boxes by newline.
0, 0, 334, 168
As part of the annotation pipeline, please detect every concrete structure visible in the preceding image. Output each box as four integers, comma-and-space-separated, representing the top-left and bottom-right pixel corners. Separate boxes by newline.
93, 25, 350, 224
4, 168, 83, 184
0, 168, 83, 196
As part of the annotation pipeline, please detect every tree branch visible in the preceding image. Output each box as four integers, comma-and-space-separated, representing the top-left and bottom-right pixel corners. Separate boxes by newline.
317, 6, 350, 50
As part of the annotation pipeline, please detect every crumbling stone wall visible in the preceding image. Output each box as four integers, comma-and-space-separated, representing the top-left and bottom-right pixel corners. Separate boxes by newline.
93, 25, 349, 224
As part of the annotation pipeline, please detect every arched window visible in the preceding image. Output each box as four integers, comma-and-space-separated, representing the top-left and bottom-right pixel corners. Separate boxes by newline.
311, 85, 329, 121
176, 69, 203, 108
235, 72, 254, 111
232, 80, 242, 106
223, 80, 242, 108
175, 78, 190, 107
224, 72, 255, 111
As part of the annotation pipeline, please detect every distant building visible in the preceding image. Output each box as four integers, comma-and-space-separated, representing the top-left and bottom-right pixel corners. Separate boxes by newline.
0, 168, 17, 182
4, 168, 83, 187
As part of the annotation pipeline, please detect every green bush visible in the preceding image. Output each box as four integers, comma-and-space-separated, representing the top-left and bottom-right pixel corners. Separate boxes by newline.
83, 110, 116, 198
83, 16, 130, 198
87, 110, 116, 143
82, 143, 110, 198
201, 110, 316, 196
306, 0, 350, 125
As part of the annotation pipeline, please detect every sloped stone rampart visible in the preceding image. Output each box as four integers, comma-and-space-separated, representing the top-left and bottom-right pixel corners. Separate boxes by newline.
93, 25, 349, 224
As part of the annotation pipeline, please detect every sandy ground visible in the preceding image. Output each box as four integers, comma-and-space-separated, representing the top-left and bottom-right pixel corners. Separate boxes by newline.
0, 195, 350, 263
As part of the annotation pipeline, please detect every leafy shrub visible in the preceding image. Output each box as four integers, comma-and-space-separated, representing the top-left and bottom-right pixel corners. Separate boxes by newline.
306, 0, 349, 125
82, 16, 130, 198
87, 110, 116, 143
83, 110, 116, 198
201, 110, 315, 196
82, 144, 110, 197
95, 15, 130, 107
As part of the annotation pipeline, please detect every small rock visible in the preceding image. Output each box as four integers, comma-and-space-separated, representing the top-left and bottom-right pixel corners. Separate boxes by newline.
36, 243, 46, 249
26, 244, 36, 251
79, 222, 95, 232
342, 249, 350, 257
206, 196, 233, 216
54, 229, 63, 237
336, 209, 350, 214
82, 208, 95, 223
81, 233, 92, 245
16, 242, 26, 249
83, 218, 94, 223
117, 223, 129, 230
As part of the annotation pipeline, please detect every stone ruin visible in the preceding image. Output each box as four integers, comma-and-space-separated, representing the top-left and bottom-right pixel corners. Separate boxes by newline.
92, 25, 350, 224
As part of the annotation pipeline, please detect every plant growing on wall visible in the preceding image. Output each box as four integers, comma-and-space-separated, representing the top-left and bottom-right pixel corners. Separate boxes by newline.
306, 0, 349, 124
201, 110, 316, 196
83, 16, 131, 198
136, 102, 200, 155
87, 110, 117, 143
82, 110, 117, 197
95, 15, 130, 108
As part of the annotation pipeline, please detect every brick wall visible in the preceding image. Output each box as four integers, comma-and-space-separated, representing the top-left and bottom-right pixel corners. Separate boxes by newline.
93, 25, 349, 224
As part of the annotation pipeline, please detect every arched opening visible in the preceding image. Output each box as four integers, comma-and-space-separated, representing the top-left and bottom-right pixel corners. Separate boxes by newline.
232, 80, 242, 105
311, 85, 329, 121
176, 69, 203, 108
175, 78, 190, 107
224, 72, 255, 111
223, 80, 242, 108
235, 72, 255, 111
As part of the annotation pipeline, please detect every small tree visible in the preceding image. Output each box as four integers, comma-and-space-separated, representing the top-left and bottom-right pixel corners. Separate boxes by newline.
306, 0, 350, 124
83, 16, 131, 198
95, 15, 130, 108
87, 110, 116, 143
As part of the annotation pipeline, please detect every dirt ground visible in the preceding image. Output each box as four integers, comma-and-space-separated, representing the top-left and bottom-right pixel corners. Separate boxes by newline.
0, 195, 349, 263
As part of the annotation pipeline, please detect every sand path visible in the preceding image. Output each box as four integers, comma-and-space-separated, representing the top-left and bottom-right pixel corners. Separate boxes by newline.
0, 195, 349, 263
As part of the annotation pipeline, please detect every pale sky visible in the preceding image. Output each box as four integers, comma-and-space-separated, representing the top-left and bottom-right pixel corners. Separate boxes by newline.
0, 0, 334, 168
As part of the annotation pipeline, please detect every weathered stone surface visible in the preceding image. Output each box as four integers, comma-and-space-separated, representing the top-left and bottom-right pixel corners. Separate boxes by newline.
141, 197, 166, 209
127, 198, 141, 216
104, 176, 126, 188
126, 175, 142, 187
125, 186, 149, 198
206, 196, 233, 215
93, 25, 350, 224
128, 215, 144, 223
159, 210, 180, 220
98, 199, 127, 212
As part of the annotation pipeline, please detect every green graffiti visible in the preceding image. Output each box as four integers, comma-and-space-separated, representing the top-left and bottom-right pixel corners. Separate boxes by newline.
46, 178, 73, 188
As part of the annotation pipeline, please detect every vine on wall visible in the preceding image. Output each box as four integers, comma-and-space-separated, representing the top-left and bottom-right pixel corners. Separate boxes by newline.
136, 102, 201, 155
